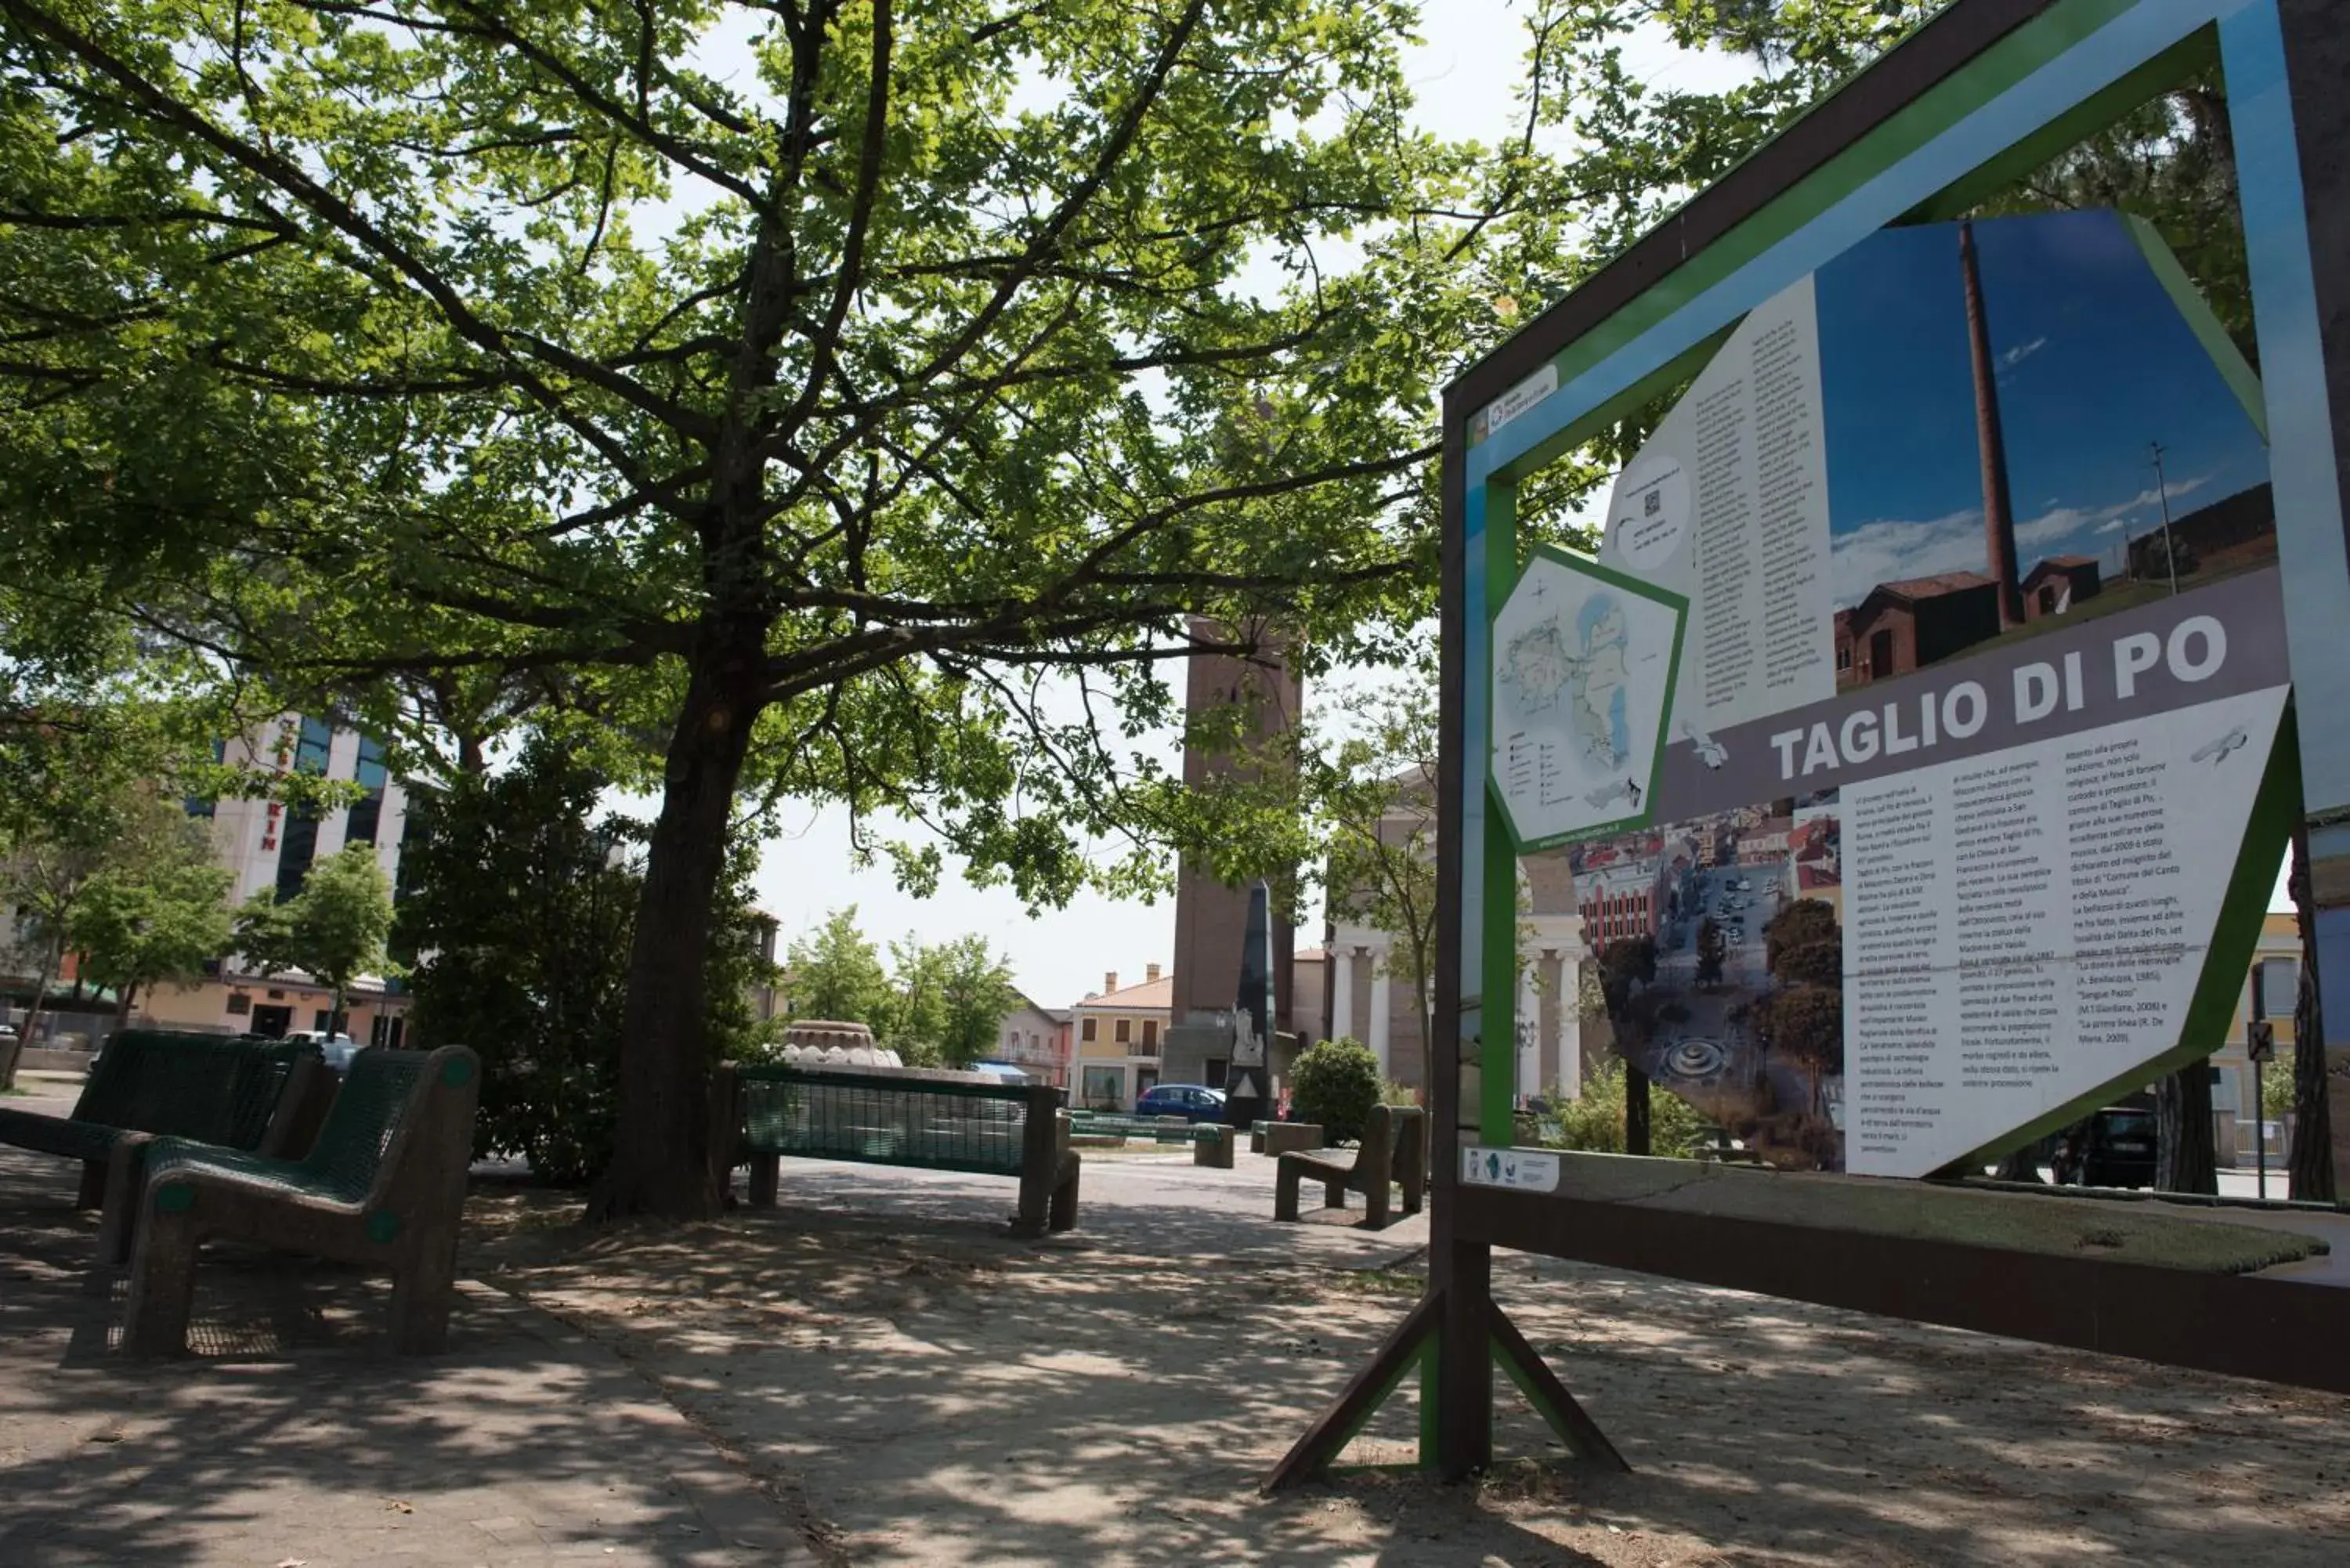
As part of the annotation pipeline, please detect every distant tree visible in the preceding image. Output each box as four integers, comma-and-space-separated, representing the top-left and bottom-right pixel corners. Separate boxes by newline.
236, 844, 394, 1032
2286, 828, 2335, 1201
934, 936, 1018, 1070
400, 750, 638, 1182
67, 818, 235, 1021
785, 909, 894, 1031
400, 744, 777, 1182
1314, 657, 1441, 1057
1769, 987, 1845, 1117
880, 934, 951, 1061
1290, 1037, 1382, 1145
1764, 898, 1839, 977
1541, 1060, 1705, 1158
1695, 918, 1726, 987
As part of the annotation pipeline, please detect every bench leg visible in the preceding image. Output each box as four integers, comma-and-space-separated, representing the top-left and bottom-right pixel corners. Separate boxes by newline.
1195, 1128, 1234, 1169
96, 1139, 150, 1267
1048, 1154, 1081, 1233
1321, 1178, 1347, 1210
123, 1194, 201, 1357
1364, 1180, 1390, 1230
1274, 1161, 1302, 1223
77, 1159, 107, 1210
748, 1152, 779, 1209
389, 1241, 460, 1355
1012, 1157, 1050, 1239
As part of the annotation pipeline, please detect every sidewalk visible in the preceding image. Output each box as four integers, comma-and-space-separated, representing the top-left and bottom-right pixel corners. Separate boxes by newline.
0, 1133, 810, 1568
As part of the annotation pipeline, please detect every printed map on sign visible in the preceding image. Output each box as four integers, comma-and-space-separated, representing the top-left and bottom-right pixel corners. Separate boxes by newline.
1491, 549, 1685, 848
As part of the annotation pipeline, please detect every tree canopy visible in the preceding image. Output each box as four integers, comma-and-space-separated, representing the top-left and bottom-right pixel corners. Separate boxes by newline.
0, 0, 1973, 1213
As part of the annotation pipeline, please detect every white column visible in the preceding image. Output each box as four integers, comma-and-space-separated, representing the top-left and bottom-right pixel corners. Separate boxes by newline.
1556, 970, 1583, 1097
1368, 949, 1392, 1078
1516, 962, 1541, 1104
1331, 946, 1355, 1042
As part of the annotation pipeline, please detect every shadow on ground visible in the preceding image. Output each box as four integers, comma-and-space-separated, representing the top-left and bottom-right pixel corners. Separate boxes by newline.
0, 1142, 805, 1567
476, 1155, 2350, 1567
6, 1115, 2348, 1567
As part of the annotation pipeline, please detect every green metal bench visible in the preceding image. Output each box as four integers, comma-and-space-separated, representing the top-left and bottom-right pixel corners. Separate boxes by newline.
711, 1062, 1080, 1236
121, 1044, 483, 1356
0, 1030, 323, 1246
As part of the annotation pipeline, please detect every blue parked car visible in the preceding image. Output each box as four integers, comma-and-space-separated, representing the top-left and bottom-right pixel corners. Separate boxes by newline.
1133, 1084, 1227, 1123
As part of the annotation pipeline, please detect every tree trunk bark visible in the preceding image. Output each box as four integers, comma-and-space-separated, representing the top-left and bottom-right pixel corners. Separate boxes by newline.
2, 942, 63, 1090
589, 656, 765, 1221
1625, 1064, 1651, 1156
2287, 823, 2335, 1200
2156, 1061, 2218, 1194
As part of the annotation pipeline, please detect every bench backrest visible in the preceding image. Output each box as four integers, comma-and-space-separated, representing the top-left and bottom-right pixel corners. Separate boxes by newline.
75, 1031, 317, 1150
295, 1046, 439, 1203
1351, 1104, 1426, 1175
731, 1064, 1050, 1176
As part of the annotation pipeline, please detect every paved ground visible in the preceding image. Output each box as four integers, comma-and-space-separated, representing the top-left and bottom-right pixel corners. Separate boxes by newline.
7, 1075, 2349, 1566
0, 1079, 809, 1568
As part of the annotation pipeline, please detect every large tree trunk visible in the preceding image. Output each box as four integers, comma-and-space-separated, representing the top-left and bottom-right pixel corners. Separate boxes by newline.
2156, 1061, 2218, 1194
590, 656, 765, 1221
2287, 825, 2335, 1201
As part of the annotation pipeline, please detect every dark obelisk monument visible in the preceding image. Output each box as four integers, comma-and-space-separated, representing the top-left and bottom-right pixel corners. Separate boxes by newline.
1225, 879, 1275, 1130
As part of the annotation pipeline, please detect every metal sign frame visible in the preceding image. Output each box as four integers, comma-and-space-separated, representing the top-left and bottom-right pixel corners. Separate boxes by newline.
1270, 0, 2350, 1488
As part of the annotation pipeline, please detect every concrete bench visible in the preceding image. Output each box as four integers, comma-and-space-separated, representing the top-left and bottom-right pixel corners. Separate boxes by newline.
0, 1030, 325, 1255
122, 1044, 483, 1356
1261, 1122, 1324, 1158
1274, 1105, 1426, 1230
711, 1063, 1080, 1237
1066, 1113, 1235, 1166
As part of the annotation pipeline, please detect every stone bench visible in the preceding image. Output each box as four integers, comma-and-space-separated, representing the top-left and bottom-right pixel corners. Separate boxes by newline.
711, 1063, 1080, 1237
0, 1029, 325, 1259
1274, 1105, 1426, 1230
122, 1044, 483, 1355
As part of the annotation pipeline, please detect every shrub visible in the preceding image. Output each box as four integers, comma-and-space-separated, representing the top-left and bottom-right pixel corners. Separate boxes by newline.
1291, 1036, 1382, 1143
1540, 1060, 1705, 1157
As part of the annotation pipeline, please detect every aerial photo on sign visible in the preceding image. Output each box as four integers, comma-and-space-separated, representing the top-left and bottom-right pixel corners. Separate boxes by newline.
1573, 208, 2284, 1177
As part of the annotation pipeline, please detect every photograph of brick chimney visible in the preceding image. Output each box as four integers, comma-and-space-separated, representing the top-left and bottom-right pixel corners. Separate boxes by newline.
1820, 208, 2274, 690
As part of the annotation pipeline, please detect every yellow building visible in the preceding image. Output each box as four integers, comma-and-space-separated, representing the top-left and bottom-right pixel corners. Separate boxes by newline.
1068, 965, 1173, 1111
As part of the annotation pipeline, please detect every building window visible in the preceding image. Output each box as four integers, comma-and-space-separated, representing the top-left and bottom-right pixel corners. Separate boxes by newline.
345, 735, 389, 847
1141, 1019, 1158, 1050
1081, 1017, 1097, 1042
1836, 643, 1852, 671
273, 716, 336, 901
1115, 1017, 1131, 1045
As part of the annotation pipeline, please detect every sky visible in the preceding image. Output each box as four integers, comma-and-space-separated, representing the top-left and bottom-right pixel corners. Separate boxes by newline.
736, 5, 1757, 1010
1816, 208, 2272, 607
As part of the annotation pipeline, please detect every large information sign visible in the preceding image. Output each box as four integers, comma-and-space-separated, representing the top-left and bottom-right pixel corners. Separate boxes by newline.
1560, 209, 2289, 1177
